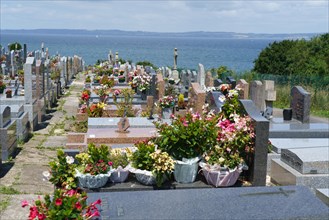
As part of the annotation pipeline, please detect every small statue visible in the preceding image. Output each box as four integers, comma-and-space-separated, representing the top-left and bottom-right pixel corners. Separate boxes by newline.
173, 48, 178, 70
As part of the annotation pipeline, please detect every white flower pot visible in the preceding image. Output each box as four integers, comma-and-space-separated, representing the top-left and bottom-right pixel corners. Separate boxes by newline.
199, 162, 243, 187
75, 170, 111, 188
174, 157, 200, 183
109, 166, 129, 183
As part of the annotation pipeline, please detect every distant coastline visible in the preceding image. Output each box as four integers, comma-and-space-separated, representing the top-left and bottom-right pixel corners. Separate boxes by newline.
1, 29, 322, 40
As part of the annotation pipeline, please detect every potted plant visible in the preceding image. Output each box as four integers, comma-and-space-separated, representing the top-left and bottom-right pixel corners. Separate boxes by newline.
118, 75, 125, 83
5, 89, 12, 98
158, 95, 175, 119
154, 108, 219, 183
75, 143, 113, 188
22, 188, 101, 219
200, 89, 254, 187
131, 73, 151, 99
177, 93, 186, 109
108, 147, 132, 183
47, 149, 78, 189
129, 139, 175, 187
93, 85, 110, 102
87, 102, 106, 117
0, 80, 6, 94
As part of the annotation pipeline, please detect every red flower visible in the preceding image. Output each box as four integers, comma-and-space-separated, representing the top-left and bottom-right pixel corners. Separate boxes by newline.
108, 161, 113, 166
55, 198, 62, 206
91, 199, 102, 206
75, 202, 82, 210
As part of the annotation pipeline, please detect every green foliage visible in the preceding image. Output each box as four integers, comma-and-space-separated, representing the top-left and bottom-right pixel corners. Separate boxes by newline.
86, 143, 110, 163
9, 42, 22, 51
108, 148, 130, 169
253, 33, 329, 77
131, 139, 156, 171
155, 111, 219, 160
114, 88, 136, 117
0, 186, 20, 194
48, 149, 77, 189
136, 60, 157, 70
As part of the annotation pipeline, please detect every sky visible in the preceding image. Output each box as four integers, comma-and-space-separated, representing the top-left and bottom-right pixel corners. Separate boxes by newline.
1, 0, 328, 34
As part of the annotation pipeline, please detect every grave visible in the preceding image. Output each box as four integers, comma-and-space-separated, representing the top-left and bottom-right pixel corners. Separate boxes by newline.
281, 147, 329, 174
9, 104, 30, 141
87, 186, 329, 219
0, 105, 17, 161
291, 86, 311, 123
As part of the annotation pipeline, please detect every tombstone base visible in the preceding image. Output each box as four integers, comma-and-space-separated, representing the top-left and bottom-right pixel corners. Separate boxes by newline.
115, 130, 130, 133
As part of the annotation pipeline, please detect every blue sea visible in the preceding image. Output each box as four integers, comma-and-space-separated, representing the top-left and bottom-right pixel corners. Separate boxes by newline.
1, 33, 276, 72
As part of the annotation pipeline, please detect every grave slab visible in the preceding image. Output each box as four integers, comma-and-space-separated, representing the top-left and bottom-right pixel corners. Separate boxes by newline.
88, 117, 156, 129
281, 147, 329, 174
271, 159, 329, 190
269, 138, 329, 154
87, 185, 329, 220
269, 123, 329, 138
316, 188, 329, 206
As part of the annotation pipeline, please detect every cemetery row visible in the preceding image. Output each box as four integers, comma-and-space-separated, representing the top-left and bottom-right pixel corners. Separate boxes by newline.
0, 43, 84, 166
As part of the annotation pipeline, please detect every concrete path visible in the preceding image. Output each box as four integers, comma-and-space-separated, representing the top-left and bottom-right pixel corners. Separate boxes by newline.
0, 74, 84, 219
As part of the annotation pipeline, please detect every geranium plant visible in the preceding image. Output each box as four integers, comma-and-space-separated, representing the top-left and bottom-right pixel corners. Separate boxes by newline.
80, 89, 90, 104
22, 188, 101, 220
48, 149, 77, 189
76, 143, 112, 175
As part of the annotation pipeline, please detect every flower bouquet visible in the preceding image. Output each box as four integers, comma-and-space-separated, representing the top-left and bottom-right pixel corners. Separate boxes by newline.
131, 73, 151, 92
75, 143, 112, 188
0, 80, 6, 93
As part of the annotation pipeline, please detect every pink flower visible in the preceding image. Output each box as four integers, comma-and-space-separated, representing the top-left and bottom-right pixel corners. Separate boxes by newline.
108, 161, 113, 166
91, 199, 102, 206
55, 198, 62, 206
21, 200, 29, 208
66, 189, 76, 197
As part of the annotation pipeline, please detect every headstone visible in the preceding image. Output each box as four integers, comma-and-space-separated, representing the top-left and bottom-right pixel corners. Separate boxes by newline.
291, 86, 310, 123
214, 78, 223, 87
187, 70, 192, 86
237, 79, 249, 99
205, 71, 213, 87
188, 83, 206, 113
263, 80, 276, 109
226, 76, 236, 89
172, 70, 180, 84
197, 64, 205, 90
156, 74, 165, 99
239, 100, 269, 186
0, 106, 11, 128
24, 57, 34, 104
0, 105, 17, 161
192, 71, 197, 82
10, 50, 15, 77
250, 80, 265, 112
116, 117, 130, 133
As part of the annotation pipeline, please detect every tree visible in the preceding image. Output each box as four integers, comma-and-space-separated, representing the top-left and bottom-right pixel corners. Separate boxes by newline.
9, 42, 22, 51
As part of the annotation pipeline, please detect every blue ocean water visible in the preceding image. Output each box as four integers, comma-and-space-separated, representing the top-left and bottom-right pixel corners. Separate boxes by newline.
1, 33, 275, 72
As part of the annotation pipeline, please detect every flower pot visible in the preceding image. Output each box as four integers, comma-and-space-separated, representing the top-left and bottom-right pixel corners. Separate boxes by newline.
129, 168, 156, 185
283, 108, 292, 121
109, 166, 129, 183
6, 93, 12, 98
174, 157, 200, 183
199, 162, 242, 187
75, 170, 111, 188
162, 107, 172, 119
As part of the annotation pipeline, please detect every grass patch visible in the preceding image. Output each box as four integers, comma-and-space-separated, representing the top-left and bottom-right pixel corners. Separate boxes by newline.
0, 196, 10, 213
0, 186, 20, 195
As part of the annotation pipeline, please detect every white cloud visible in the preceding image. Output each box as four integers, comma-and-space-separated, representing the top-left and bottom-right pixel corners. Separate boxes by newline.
0, 0, 328, 33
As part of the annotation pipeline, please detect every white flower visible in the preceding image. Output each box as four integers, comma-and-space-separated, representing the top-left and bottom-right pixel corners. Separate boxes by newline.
66, 156, 74, 164
218, 95, 226, 103
42, 171, 51, 181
